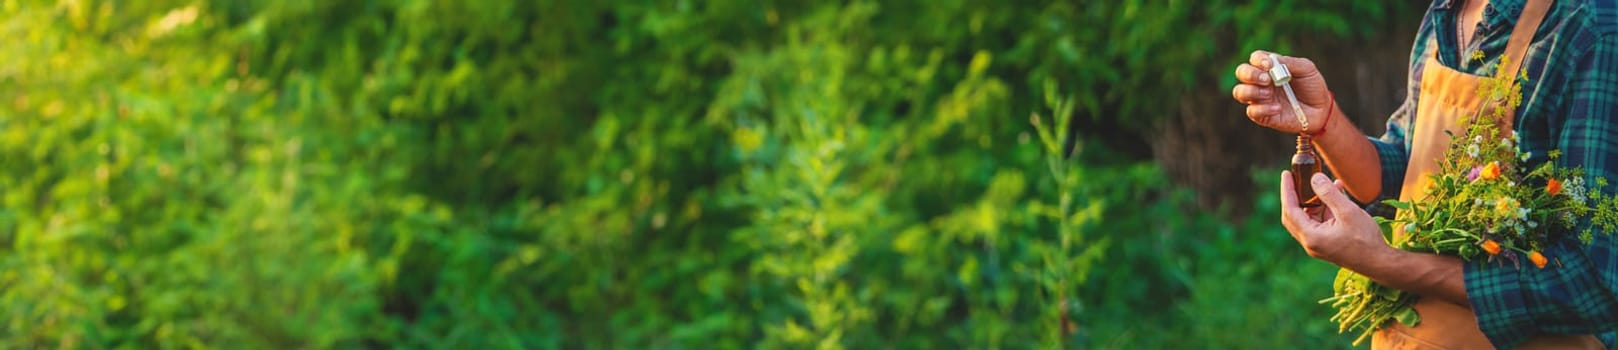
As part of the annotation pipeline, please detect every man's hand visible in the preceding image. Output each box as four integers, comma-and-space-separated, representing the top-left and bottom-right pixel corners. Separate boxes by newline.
1279, 170, 1393, 270
1280, 170, 1471, 305
1232, 51, 1335, 134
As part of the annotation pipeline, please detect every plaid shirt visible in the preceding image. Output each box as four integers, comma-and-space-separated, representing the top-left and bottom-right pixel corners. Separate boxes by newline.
1368, 0, 1618, 347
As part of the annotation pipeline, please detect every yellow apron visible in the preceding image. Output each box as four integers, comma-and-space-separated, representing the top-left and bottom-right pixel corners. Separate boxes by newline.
1371, 0, 1600, 348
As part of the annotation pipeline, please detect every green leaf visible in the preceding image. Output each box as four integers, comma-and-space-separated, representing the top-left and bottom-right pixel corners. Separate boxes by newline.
1395, 307, 1421, 327
1381, 199, 1412, 210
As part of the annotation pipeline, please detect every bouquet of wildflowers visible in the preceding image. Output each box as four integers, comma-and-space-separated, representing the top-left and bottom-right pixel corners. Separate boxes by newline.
1320, 67, 1618, 344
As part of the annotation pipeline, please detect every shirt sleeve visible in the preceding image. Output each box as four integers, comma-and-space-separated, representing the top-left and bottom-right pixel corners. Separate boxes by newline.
1369, 102, 1413, 207
1466, 33, 1618, 349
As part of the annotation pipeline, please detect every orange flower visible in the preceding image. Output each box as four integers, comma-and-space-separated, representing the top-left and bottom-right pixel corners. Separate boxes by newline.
1530, 251, 1549, 269
1482, 239, 1502, 255
1547, 178, 1563, 196
1481, 161, 1502, 180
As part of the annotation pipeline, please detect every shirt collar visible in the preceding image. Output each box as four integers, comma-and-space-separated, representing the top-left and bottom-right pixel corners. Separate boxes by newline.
1436, 0, 1528, 26
1489, 0, 1527, 27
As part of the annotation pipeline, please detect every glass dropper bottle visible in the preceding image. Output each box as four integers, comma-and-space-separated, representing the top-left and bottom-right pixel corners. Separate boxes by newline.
1269, 54, 1322, 208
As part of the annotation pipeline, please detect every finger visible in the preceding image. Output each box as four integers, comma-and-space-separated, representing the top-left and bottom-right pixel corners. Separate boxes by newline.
1280, 171, 1297, 208
1279, 171, 1315, 235
1232, 84, 1273, 104
1310, 173, 1360, 217
1250, 50, 1276, 69
1235, 64, 1271, 85
1246, 103, 1281, 121
1250, 50, 1320, 81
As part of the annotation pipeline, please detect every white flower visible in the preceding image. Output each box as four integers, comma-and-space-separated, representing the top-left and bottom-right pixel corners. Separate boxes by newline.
1529, 220, 1539, 228
1468, 144, 1481, 158
1518, 207, 1530, 221
1569, 177, 1589, 204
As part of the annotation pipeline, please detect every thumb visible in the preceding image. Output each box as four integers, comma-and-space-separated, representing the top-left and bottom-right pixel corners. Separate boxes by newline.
1309, 173, 1357, 214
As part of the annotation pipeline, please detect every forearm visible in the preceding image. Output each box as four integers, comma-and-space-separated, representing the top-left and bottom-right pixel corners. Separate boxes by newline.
1349, 246, 1469, 305
1312, 101, 1383, 204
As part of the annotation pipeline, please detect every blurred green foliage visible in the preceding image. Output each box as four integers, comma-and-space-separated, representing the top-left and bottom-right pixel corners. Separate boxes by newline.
0, 0, 1411, 348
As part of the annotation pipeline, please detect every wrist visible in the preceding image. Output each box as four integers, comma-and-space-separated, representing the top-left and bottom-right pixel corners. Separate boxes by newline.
1340, 235, 1401, 279
1309, 97, 1346, 146
1306, 92, 1336, 136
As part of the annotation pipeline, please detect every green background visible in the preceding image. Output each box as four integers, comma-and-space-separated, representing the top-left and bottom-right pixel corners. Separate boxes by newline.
0, 0, 1424, 348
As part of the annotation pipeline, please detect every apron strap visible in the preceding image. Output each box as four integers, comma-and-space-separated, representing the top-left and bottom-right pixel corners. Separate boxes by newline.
1500, 0, 1554, 80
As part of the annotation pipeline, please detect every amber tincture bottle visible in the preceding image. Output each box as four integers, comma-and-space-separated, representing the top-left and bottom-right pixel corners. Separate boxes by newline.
1292, 134, 1322, 208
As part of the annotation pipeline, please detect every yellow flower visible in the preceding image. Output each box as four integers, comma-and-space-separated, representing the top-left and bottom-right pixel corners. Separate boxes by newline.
1548, 178, 1563, 196
1530, 251, 1548, 269
1495, 197, 1519, 216
1482, 239, 1502, 255
1481, 161, 1502, 180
